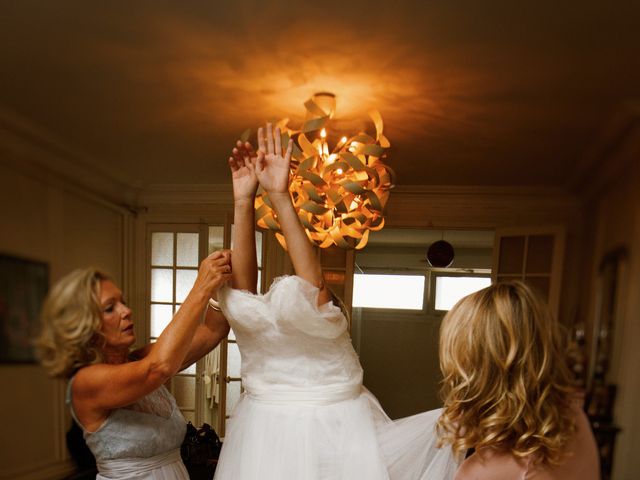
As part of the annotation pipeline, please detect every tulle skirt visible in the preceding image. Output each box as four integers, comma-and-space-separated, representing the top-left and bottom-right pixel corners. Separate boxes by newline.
213, 387, 460, 480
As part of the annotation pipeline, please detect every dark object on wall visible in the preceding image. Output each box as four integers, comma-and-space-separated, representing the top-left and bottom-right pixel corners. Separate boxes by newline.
426, 240, 455, 268
181, 422, 223, 480
0, 254, 49, 363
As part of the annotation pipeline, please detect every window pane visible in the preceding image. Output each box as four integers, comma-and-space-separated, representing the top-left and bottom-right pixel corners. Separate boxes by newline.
498, 236, 525, 274
180, 363, 196, 375
177, 233, 199, 267
526, 235, 553, 274
228, 329, 236, 341
352, 274, 425, 310
226, 381, 242, 413
208, 226, 224, 254
151, 232, 174, 266
172, 375, 196, 408
227, 343, 241, 378
176, 269, 198, 303
150, 304, 173, 337
256, 231, 263, 268
435, 276, 491, 311
151, 268, 173, 302
257, 270, 262, 294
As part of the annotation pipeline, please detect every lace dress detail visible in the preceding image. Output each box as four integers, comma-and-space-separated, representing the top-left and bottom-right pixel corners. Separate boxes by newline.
213, 275, 461, 480
123, 388, 174, 418
67, 379, 189, 479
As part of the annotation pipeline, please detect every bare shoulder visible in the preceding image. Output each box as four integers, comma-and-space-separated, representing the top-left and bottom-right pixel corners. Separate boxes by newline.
70, 365, 112, 431
456, 449, 524, 480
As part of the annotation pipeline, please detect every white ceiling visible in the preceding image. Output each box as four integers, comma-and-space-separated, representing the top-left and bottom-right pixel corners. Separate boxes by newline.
1, 1, 639, 190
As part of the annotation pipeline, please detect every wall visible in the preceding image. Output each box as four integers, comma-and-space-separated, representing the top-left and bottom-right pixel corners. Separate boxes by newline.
579, 130, 640, 480
0, 160, 129, 479
353, 243, 493, 419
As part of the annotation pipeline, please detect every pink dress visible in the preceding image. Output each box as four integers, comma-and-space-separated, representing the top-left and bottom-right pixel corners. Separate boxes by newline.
455, 400, 600, 480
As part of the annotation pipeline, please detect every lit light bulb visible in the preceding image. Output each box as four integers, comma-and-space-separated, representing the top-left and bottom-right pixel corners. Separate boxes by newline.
320, 128, 327, 139
336, 168, 343, 175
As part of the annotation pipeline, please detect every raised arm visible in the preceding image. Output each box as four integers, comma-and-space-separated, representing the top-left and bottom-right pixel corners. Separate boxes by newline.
255, 123, 331, 305
229, 141, 259, 293
132, 302, 230, 371
74, 251, 232, 418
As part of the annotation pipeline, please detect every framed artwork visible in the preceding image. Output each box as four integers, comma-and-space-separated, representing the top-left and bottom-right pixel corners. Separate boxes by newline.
0, 254, 49, 363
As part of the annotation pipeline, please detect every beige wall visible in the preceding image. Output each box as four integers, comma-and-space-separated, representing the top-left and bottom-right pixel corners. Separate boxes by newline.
0, 162, 127, 480
582, 157, 640, 480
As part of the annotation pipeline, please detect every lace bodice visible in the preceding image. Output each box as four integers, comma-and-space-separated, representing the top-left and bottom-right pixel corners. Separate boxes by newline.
217, 275, 364, 394
67, 381, 186, 462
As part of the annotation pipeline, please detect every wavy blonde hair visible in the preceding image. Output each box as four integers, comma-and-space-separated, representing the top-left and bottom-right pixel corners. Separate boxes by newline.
36, 268, 111, 378
437, 280, 576, 465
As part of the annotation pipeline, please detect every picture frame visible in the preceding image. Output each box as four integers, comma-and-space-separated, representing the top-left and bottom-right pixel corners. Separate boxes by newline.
0, 254, 49, 363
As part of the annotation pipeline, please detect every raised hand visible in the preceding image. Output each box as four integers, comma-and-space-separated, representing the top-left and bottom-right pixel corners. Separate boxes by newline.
255, 123, 294, 195
192, 250, 232, 299
229, 141, 259, 202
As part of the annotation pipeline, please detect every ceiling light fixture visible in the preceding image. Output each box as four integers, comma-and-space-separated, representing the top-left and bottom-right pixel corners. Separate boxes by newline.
251, 92, 395, 250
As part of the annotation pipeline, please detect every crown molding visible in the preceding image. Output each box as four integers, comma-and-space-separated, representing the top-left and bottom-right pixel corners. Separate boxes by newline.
386, 184, 580, 229
391, 184, 573, 197
137, 183, 234, 207
0, 106, 138, 213
567, 102, 640, 200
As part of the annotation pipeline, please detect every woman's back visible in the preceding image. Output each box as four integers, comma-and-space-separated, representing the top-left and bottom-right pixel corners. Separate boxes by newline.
455, 397, 599, 479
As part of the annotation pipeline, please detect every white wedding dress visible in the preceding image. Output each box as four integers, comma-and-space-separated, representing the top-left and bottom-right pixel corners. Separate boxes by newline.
214, 275, 461, 479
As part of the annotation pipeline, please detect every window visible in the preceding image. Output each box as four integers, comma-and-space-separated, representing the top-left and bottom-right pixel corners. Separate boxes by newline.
353, 273, 425, 310
430, 270, 491, 312
149, 229, 201, 423
148, 225, 265, 434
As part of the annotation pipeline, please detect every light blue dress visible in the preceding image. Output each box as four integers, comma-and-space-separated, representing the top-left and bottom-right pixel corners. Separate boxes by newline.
67, 376, 188, 479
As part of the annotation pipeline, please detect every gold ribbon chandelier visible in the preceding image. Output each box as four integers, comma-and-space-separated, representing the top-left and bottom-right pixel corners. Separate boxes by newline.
250, 93, 395, 250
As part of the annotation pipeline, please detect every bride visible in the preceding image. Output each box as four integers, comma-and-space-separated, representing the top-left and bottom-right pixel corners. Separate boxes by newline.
213, 123, 460, 479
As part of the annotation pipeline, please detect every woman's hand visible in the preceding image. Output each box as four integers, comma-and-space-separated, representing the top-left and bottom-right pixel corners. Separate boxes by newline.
255, 123, 294, 195
191, 250, 232, 300
229, 141, 259, 202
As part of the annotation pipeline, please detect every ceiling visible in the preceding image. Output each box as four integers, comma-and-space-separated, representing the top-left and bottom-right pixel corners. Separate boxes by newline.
1, 0, 639, 190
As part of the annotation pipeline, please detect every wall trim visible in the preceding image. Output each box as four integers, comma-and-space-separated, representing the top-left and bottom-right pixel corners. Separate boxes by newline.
0, 107, 139, 213
385, 185, 581, 229
567, 102, 640, 199
137, 183, 234, 207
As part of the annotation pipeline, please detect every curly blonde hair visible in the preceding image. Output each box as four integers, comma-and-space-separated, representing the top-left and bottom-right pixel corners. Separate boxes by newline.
36, 268, 111, 378
437, 280, 576, 465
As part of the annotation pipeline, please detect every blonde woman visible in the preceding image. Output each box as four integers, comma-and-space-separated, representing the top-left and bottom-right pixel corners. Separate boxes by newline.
37, 251, 231, 479
438, 281, 600, 480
